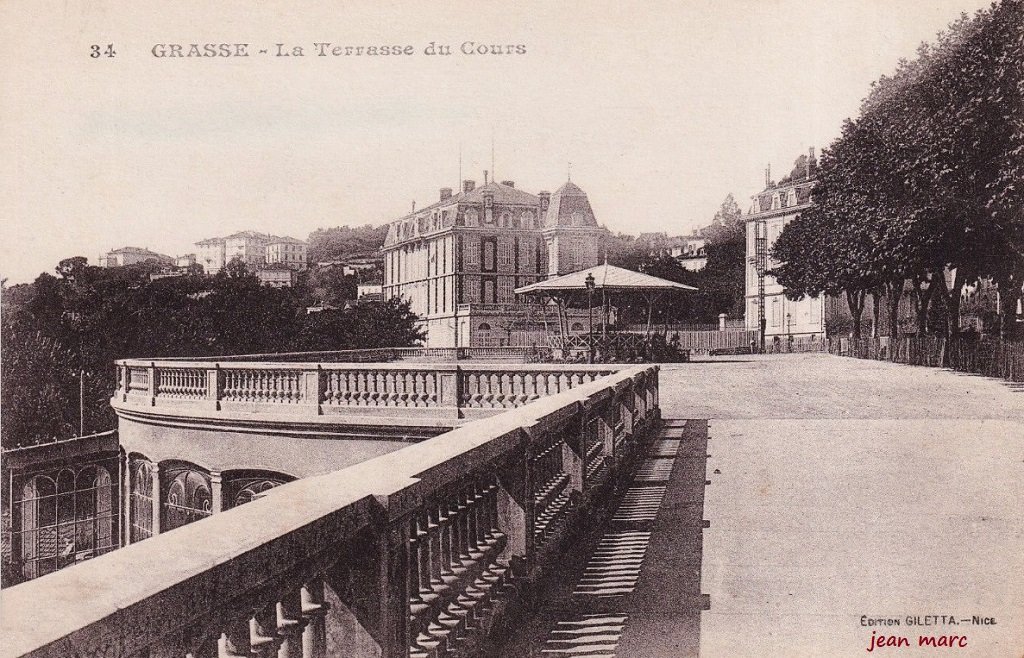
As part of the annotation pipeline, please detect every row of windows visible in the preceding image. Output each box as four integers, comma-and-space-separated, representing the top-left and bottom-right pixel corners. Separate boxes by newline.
129, 460, 292, 543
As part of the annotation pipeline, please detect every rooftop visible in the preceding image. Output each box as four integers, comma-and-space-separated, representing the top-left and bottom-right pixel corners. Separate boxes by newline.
515, 263, 698, 294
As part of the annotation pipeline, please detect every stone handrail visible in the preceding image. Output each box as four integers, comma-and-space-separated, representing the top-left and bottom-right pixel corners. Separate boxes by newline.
152, 346, 553, 364
112, 359, 620, 422
1, 364, 661, 658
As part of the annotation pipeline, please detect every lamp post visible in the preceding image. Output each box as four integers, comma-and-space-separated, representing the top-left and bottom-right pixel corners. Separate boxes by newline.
585, 272, 596, 364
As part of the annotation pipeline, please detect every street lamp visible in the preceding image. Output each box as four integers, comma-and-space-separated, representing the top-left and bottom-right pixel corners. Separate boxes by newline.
585, 272, 596, 364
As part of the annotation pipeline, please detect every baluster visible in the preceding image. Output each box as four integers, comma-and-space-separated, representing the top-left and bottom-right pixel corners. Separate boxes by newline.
474, 480, 491, 548
416, 512, 436, 603
223, 618, 251, 657
277, 589, 306, 658
251, 604, 281, 658
408, 516, 425, 609
468, 372, 480, 407
466, 484, 483, 560
491, 373, 502, 407
184, 632, 218, 658
300, 578, 329, 658
456, 488, 472, 564
356, 371, 365, 405
486, 479, 502, 541
438, 500, 456, 583
426, 508, 444, 595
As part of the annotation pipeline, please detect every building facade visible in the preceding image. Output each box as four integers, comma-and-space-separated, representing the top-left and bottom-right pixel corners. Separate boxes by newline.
196, 231, 308, 275
265, 237, 308, 271
100, 247, 174, 268
382, 177, 607, 347
256, 265, 298, 288
745, 149, 826, 340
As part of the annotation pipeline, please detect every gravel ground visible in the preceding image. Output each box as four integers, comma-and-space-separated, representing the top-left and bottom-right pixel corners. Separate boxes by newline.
658, 354, 1024, 657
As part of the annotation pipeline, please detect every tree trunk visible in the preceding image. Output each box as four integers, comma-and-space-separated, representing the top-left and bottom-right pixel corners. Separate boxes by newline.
885, 279, 904, 342
870, 289, 882, 338
884, 279, 905, 361
846, 289, 866, 341
995, 268, 1023, 339
935, 268, 969, 341
911, 274, 934, 335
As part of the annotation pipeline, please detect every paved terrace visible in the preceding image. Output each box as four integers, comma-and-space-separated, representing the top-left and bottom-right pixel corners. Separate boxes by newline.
502, 354, 1024, 657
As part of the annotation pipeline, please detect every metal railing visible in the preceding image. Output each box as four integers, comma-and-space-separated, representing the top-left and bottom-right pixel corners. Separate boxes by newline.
827, 336, 1024, 383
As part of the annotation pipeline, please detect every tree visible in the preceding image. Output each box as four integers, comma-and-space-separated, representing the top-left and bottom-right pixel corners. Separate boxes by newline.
0, 257, 425, 448
307, 224, 388, 263
772, 0, 1024, 342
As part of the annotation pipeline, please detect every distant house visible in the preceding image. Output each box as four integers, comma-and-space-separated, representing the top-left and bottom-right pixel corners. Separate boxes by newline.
196, 231, 308, 275
100, 247, 173, 268
317, 255, 383, 277
257, 264, 298, 288
640, 231, 708, 272
356, 283, 383, 302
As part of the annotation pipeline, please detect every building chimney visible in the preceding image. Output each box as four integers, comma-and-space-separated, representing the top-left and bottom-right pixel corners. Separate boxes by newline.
411, 200, 416, 212
807, 147, 816, 178
440, 187, 452, 201
766, 164, 771, 187
484, 170, 489, 185
539, 191, 551, 211
501, 180, 514, 188
463, 180, 476, 193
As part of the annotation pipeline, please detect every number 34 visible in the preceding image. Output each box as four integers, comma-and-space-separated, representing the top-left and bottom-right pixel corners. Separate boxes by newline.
90, 44, 116, 58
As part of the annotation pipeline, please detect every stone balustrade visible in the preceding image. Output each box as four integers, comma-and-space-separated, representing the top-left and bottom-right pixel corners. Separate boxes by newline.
113, 359, 619, 424
2, 365, 660, 658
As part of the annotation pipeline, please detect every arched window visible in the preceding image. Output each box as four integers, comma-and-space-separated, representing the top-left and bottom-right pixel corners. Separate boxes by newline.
163, 467, 212, 532
20, 476, 56, 579
226, 471, 294, 510
233, 480, 279, 507
478, 322, 491, 331
19, 465, 116, 580
571, 322, 585, 332
73, 466, 113, 557
130, 460, 154, 543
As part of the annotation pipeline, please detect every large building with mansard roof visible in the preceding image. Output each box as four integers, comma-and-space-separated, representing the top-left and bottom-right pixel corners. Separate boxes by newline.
382, 175, 607, 347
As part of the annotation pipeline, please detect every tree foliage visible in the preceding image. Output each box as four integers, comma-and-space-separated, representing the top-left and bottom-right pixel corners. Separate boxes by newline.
307, 224, 388, 263
772, 0, 1024, 339
1, 261, 423, 447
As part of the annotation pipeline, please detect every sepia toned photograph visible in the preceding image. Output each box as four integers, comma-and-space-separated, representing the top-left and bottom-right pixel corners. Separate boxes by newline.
1, 1, 1021, 656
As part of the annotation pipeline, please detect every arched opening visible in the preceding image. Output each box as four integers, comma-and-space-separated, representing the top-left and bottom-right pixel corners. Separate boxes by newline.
571, 322, 585, 332
162, 463, 212, 532
19, 475, 56, 579
130, 459, 154, 542
18, 465, 116, 579
226, 470, 296, 510
478, 322, 491, 331
228, 470, 296, 511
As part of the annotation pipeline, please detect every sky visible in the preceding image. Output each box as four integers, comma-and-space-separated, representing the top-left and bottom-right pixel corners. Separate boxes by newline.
0, 0, 994, 284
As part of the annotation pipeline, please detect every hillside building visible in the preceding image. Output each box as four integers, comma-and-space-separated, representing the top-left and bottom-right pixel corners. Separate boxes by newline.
196, 231, 307, 275
99, 247, 174, 268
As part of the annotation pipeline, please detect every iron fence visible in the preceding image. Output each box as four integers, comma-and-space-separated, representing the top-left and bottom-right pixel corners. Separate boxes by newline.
827, 336, 1024, 383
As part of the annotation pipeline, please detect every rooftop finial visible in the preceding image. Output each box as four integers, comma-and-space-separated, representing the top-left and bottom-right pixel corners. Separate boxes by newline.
568, 161, 572, 182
